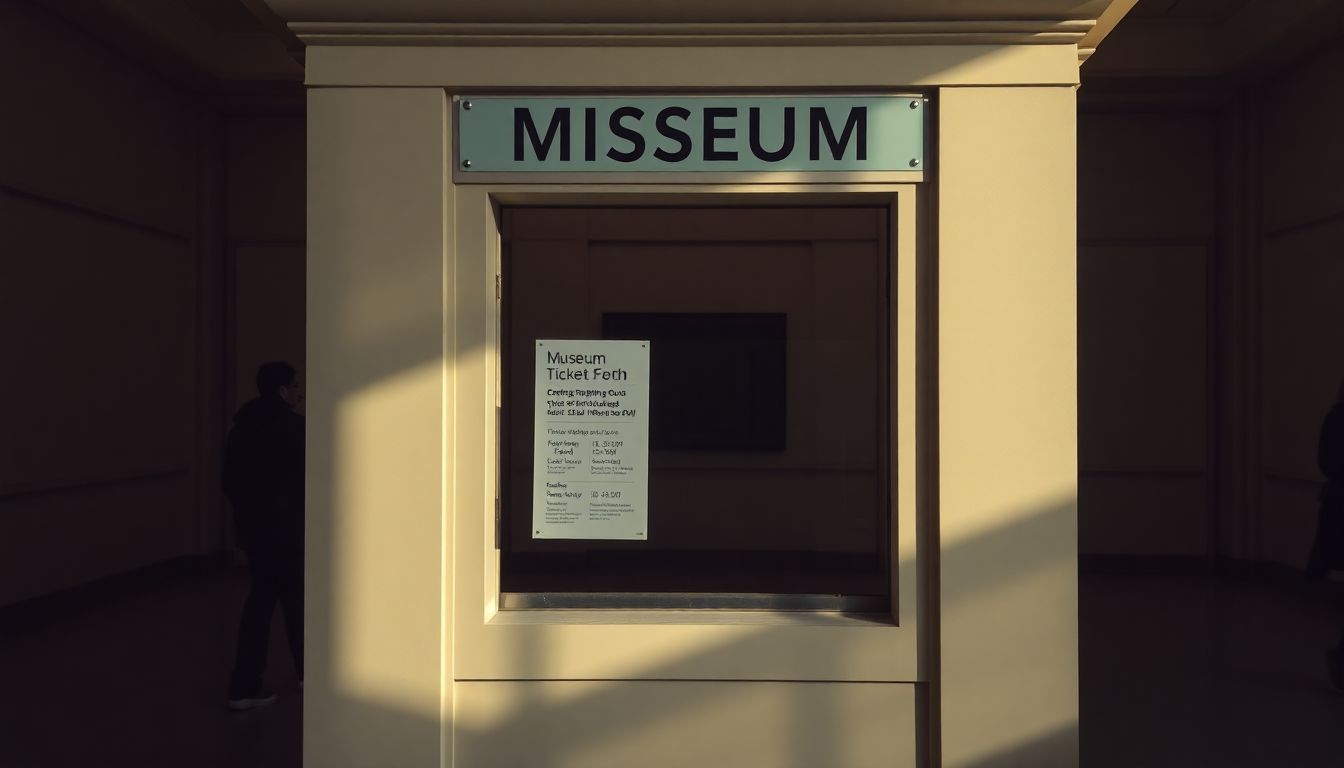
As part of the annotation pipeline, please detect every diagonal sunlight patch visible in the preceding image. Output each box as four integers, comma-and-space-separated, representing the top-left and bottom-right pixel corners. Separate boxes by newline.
326, 359, 445, 715
940, 494, 1079, 768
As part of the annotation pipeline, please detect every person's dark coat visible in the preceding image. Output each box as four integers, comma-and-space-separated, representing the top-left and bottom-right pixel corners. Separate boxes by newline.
223, 395, 304, 553
1308, 403, 1344, 576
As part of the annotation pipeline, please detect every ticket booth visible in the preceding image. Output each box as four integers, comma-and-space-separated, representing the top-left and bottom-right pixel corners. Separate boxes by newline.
284, 2, 1128, 765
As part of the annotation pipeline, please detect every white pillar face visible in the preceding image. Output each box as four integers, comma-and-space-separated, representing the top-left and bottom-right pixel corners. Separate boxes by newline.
305, 87, 449, 768
937, 85, 1079, 768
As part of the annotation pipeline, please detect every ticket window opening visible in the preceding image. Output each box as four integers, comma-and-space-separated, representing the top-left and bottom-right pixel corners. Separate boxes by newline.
499, 206, 891, 611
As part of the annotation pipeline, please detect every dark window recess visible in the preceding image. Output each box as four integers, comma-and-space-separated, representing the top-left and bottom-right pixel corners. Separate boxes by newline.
499, 206, 891, 605
602, 312, 786, 451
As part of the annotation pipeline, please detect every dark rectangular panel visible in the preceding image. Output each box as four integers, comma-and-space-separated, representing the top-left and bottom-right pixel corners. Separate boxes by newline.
602, 312, 786, 451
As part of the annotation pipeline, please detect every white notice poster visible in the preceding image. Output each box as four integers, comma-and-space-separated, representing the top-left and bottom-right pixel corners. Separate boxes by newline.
532, 340, 650, 540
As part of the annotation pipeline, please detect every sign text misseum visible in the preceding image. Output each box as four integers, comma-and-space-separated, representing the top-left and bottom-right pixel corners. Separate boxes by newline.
456, 96, 925, 174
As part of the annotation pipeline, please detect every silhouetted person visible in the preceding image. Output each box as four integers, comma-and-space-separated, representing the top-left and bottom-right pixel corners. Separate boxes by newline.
223, 361, 304, 710
1308, 376, 1344, 691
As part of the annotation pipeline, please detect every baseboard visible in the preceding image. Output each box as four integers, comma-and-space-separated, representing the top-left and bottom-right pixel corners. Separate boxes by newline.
0, 551, 232, 632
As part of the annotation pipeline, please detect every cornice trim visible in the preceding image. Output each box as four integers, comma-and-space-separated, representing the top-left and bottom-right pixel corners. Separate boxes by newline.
290, 20, 1094, 47
304, 42, 1083, 87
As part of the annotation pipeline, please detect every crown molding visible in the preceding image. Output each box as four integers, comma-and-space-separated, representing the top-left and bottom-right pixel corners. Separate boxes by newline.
1078, 0, 1139, 55
288, 20, 1096, 47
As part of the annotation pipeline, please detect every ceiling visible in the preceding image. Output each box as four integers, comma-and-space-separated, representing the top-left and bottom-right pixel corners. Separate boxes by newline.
1084, 0, 1344, 77
36, 0, 302, 111
1126, 0, 1255, 22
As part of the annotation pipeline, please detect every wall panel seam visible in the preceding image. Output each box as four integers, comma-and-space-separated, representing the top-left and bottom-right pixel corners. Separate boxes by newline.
0, 466, 191, 501
1080, 469, 1206, 478
228, 238, 307, 248
1079, 236, 1214, 247
1262, 207, 1344, 240
1262, 473, 1325, 487
0, 184, 192, 242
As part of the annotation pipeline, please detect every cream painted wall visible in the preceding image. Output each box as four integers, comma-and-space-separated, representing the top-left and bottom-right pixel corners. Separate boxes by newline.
0, 4, 310, 605
305, 87, 447, 768
226, 116, 306, 416
1258, 38, 1344, 568
1076, 109, 1217, 558
938, 85, 1079, 768
0, 1, 226, 606
1075, 34, 1344, 573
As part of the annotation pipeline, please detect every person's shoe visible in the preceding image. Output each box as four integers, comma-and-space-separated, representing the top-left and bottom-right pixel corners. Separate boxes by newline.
1329, 650, 1344, 693
228, 687, 278, 711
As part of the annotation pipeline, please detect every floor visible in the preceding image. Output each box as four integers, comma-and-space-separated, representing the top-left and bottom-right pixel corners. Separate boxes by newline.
0, 569, 301, 768
1080, 571, 1344, 767
0, 567, 1340, 767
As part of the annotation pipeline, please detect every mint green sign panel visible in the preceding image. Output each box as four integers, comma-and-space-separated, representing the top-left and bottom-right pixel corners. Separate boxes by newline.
457, 96, 924, 173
